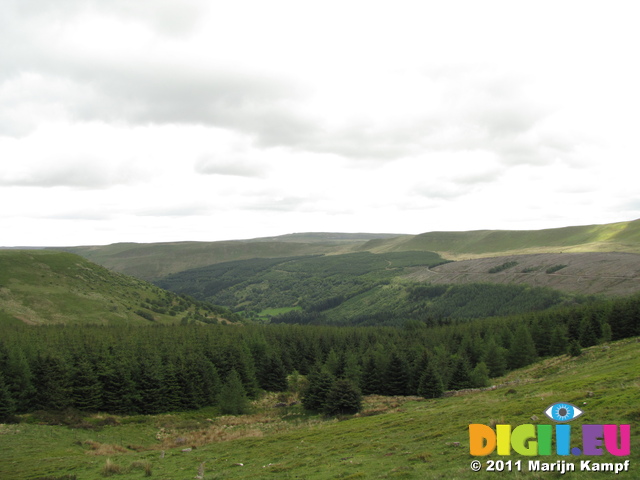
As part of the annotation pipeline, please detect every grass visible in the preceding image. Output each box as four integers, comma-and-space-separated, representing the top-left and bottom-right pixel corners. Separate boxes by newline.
1, 337, 638, 479
0, 251, 233, 326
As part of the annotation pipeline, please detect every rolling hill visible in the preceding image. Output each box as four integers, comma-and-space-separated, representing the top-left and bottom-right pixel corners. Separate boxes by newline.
0, 250, 241, 325
56, 219, 640, 283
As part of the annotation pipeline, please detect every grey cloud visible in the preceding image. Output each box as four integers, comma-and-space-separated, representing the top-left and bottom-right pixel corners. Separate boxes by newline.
0, 159, 143, 189
195, 156, 268, 178
0, 2, 580, 166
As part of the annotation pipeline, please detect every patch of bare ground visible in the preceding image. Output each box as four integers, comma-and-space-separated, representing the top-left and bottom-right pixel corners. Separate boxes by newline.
404, 252, 640, 296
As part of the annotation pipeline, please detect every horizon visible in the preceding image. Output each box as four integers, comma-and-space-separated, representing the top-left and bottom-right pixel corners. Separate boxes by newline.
2, 216, 637, 249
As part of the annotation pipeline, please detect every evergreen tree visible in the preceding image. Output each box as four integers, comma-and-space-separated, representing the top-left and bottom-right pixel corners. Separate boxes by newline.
259, 355, 288, 392
98, 355, 139, 415
448, 354, 472, 390
135, 353, 166, 414
470, 361, 490, 388
508, 324, 537, 369
383, 352, 408, 396
360, 356, 383, 395
409, 351, 431, 395
323, 379, 362, 415
302, 366, 335, 412
32, 354, 71, 411
549, 324, 569, 356
1, 347, 35, 413
569, 339, 582, 357
601, 322, 613, 343
483, 337, 507, 378
217, 369, 249, 415
0, 372, 16, 422
70, 357, 102, 412
417, 363, 444, 399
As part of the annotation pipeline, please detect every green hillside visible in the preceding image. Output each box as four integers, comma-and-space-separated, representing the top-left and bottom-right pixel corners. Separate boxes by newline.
364, 218, 640, 258
1, 335, 637, 479
59, 239, 372, 281
0, 250, 241, 325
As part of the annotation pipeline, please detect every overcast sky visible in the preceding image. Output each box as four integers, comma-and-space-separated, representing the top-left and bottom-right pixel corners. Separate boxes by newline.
2, 1, 639, 246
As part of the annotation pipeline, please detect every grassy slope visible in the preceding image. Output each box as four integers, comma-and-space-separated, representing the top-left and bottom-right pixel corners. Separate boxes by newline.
0, 251, 231, 325
365, 219, 640, 258
1, 337, 638, 479
59, 240, 362, 281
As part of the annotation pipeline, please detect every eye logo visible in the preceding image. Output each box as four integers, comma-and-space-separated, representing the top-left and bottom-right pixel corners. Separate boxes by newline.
544, 402, 583, 422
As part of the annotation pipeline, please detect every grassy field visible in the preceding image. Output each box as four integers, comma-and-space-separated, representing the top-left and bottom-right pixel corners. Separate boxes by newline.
2, 337, 638, 479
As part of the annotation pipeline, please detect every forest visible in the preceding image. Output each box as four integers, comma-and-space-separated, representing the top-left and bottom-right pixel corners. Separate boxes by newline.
2, 292, 639, 420
154, 251, 594, 325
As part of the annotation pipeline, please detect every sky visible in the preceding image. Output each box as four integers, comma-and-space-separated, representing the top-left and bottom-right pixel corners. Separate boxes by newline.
2, 0, 639, 246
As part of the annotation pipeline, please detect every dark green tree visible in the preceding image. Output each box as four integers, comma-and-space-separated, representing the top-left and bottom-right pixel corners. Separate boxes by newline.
259, 354, 288, 392
0, 372, 16, 422
32, 354, 71, 411
569, 339, 582, 357
383, 352, 408, 396
70, 357, 102, 412
448, 354, 472, 390
417, 363, 444, 399
217, 369, 249, 415
483, 336, 507, 378
302, 366, 335, 412
323, 379, 362, 415
360, 355, 383, 395
549, 324, 569, 356
508, 324, 537, 369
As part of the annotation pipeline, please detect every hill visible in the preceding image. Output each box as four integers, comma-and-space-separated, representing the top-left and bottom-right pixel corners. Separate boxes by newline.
57, 235, 399, 281
1, 335, 637, 479
56, 219, 640, 283
0, 250, 241, 325
362, 218, 640, 258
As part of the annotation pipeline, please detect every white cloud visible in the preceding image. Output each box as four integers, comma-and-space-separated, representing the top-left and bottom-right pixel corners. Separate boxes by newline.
1, 0, 640, 246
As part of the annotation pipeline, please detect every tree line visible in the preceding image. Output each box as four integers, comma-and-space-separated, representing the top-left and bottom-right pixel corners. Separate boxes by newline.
1, 293, 639, 420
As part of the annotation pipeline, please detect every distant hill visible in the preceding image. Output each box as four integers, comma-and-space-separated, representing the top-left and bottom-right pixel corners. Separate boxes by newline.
0, 250, 241, 325
361, 218, 640, 257
57, 219, 640, 282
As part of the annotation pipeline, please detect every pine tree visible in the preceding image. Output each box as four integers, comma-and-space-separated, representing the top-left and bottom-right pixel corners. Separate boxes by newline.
217, 369, 249, 415
0, 372, 16, 422
549, 324, 569, 356
70, 357, 102, 412
448, 354, 472, 390
483, 337, 507, 378
417, 363, 444, 399
470, 361, 490, 388
98, 355, 139, 415
383, 352, 408, 396
323, 379, 362, 415
508, 324, 537, 369
259, 355, 288, 392
360, 356, 383, 395
32, 354, 71, 411
302, 366, 335, 412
